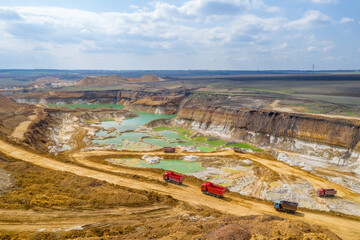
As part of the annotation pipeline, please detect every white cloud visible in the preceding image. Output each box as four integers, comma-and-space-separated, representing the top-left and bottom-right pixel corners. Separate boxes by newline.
308, 0, 339, 4
287, 10, 332, 30
322, 44, 335, 52
180, 0, 250, 16
340, 17, 354, 24
306, 46, 318, 52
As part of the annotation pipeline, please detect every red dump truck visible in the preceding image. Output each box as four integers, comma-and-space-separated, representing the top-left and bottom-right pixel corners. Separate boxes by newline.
163, 147, 176, 153
163, 171, 184, 185
201, 182, 227, 198
317, 188, 337, 197
274, 201, 298, 214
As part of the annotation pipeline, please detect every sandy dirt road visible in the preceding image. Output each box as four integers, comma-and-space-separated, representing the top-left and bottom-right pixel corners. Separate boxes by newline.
74, 149, 360, 205
0, 140, 360, 239
0, 205, 173, 231
10, 115, 37, 140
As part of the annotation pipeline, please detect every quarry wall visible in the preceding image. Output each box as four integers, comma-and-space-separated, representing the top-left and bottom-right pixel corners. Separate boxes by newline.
10, 90, 360, 162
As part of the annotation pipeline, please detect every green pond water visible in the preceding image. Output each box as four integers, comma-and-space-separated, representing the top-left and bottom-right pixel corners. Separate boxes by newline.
143, 138, 177, 147
158, 130, 187, 141
196, 146, 215, 152
92, 112, 177, 149
88, 107, 261, 152
109, 158, 204, 174
48, 104, 124, 109
119, 132, 148, 142
93, 138, 124, 146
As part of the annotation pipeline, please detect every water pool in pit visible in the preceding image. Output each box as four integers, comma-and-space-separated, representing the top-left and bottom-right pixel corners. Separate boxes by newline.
107, 158, 204, 174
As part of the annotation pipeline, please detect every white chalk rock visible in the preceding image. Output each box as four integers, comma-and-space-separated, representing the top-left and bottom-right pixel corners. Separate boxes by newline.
183, 155, 198, 162
142, 155, 162, 164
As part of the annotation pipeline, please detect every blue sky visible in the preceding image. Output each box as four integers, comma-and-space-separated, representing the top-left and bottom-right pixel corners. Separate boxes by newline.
0, 0, 359, 70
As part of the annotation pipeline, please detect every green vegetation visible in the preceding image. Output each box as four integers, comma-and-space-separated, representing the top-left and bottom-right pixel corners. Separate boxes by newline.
227, 143, 263, 152
154, 127, 172, 131
243, 88, 294, 94
173, 127, 192, 137
101, 118, 115, 122
196, 146, 215, 152
109, 158, 204, 174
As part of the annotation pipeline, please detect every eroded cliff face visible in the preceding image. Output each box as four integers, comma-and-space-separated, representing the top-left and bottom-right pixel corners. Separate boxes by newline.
13, 90, 187, 115
174, 100, 360, 163
10, 91, 360, 163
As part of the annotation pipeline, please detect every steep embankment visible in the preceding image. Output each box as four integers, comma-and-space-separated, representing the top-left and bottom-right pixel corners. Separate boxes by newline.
173, 97, 360, 164
0, 94, 36, 137
13, 89, 187, 114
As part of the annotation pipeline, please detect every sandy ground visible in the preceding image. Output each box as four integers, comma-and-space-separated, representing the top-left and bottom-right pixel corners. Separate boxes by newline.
270, 99, 360, 123
10, 115, 37, 140
74, 150, 360, 206
0, 205, 174, 232
0, 140, 359, 239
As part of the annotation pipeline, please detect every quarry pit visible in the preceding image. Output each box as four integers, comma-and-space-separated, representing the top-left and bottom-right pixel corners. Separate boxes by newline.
1, 74, 360, 239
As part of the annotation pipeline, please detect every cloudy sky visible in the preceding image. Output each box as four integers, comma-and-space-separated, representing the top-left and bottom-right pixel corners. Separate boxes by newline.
0, 0, 359, 70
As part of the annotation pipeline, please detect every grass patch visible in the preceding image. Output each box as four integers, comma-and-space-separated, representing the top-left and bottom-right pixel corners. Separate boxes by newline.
207, 139, 227, 147
153, 127, 172, 132
101, 118, 115, 122
173, 127, 193, 137
227, 143, 263, 152
196, 146, 215, 152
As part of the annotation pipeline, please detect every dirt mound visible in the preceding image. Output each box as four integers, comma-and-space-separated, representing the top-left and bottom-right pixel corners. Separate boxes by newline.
131, 74, 163, 83
199, 215, 340, 240
201, 224, 251, 240
77, 74, 163, 86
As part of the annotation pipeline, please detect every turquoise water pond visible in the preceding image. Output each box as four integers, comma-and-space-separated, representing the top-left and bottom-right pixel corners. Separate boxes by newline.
92, 111, 177, 149
109, 158, 204, 174
93, 138, 124, 146
143, 138, 177, 147
158, 130, 187, 141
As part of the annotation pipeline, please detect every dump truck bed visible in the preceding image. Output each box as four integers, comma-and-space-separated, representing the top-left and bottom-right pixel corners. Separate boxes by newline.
323, 189, 337, 195
167, 173, 184, 183
280, 201, 298, 210
206, 183, 226, 196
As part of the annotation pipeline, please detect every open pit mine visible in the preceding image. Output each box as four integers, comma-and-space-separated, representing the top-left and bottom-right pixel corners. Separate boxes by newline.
0, 74, 360, 240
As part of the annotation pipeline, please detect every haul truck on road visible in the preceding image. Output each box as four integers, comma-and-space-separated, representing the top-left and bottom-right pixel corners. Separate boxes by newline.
317, 188, 337, 197
163, 147, 176, 153
274, 201, 298, 214
163, 171, 184, 185
201, 182, 227, 198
